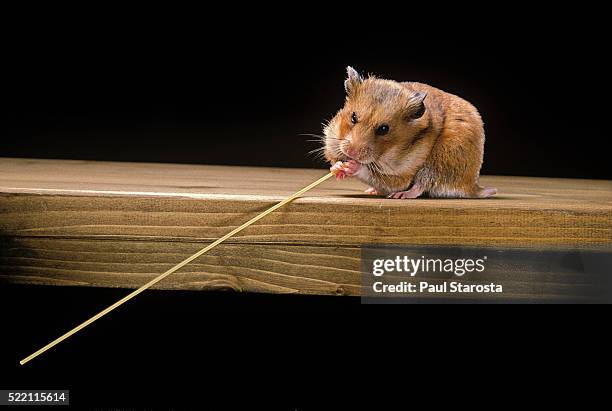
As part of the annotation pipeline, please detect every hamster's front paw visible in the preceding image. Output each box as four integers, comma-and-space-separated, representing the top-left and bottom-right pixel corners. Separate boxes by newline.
330, 160, 361, 180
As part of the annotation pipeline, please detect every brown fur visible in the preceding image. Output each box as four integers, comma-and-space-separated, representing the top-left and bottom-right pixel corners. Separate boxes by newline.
324, 67, 496, 198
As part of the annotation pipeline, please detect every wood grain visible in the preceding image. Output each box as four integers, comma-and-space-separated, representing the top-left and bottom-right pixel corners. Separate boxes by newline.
1, 157, 610, 298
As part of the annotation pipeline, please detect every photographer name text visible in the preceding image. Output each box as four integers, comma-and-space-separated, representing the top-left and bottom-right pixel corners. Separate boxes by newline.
373, 281, 503, 294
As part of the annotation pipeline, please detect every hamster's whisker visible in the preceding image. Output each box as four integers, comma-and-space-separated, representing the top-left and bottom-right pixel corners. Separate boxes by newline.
377, 157, 395, 176
306, 148, 328, 162
371, 164, 386, 187
367, 164, 385, 188
299, 133, 326, 139
370, 162, 393, 189
307, 148, 327, 158
379, 159, 402, 188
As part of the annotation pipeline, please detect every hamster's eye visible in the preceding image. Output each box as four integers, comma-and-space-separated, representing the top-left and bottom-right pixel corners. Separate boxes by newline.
351, 112, 358, 124
375, 124, 390, 136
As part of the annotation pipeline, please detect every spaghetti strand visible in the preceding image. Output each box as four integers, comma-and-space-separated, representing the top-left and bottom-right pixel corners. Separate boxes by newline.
20, 171, 335, 365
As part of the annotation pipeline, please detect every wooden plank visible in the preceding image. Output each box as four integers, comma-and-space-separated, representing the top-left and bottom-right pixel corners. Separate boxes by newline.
0, 157, 611, 298
1, 237, 608, 300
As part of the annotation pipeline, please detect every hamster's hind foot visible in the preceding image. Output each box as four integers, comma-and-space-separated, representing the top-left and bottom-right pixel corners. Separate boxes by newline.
476, 186, 497, 198
387, 184, 425, 199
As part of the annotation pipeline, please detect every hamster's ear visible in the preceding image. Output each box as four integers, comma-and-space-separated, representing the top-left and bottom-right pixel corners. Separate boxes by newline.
406, 92, 427, 119
344, 66, 363, 94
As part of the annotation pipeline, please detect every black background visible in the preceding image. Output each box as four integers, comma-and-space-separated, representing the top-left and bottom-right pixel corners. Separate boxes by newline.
2, 7, 610, 179
1, 6, 610, 409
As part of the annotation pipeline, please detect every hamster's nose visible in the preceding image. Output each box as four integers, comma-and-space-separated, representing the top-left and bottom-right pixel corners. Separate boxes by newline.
346, 147, 359, 159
